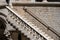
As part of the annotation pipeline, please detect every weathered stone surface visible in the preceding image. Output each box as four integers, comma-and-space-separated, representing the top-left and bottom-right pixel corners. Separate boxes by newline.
12, 6, 60, 40
12, 0, 31, 2
0, 0, 7, 6
25, 6, 60, 36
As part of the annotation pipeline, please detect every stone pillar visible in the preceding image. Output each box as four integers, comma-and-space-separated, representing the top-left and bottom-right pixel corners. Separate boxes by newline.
9, 0, 14, 8
42, 0, 47, 2
31, 0, 35, 2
